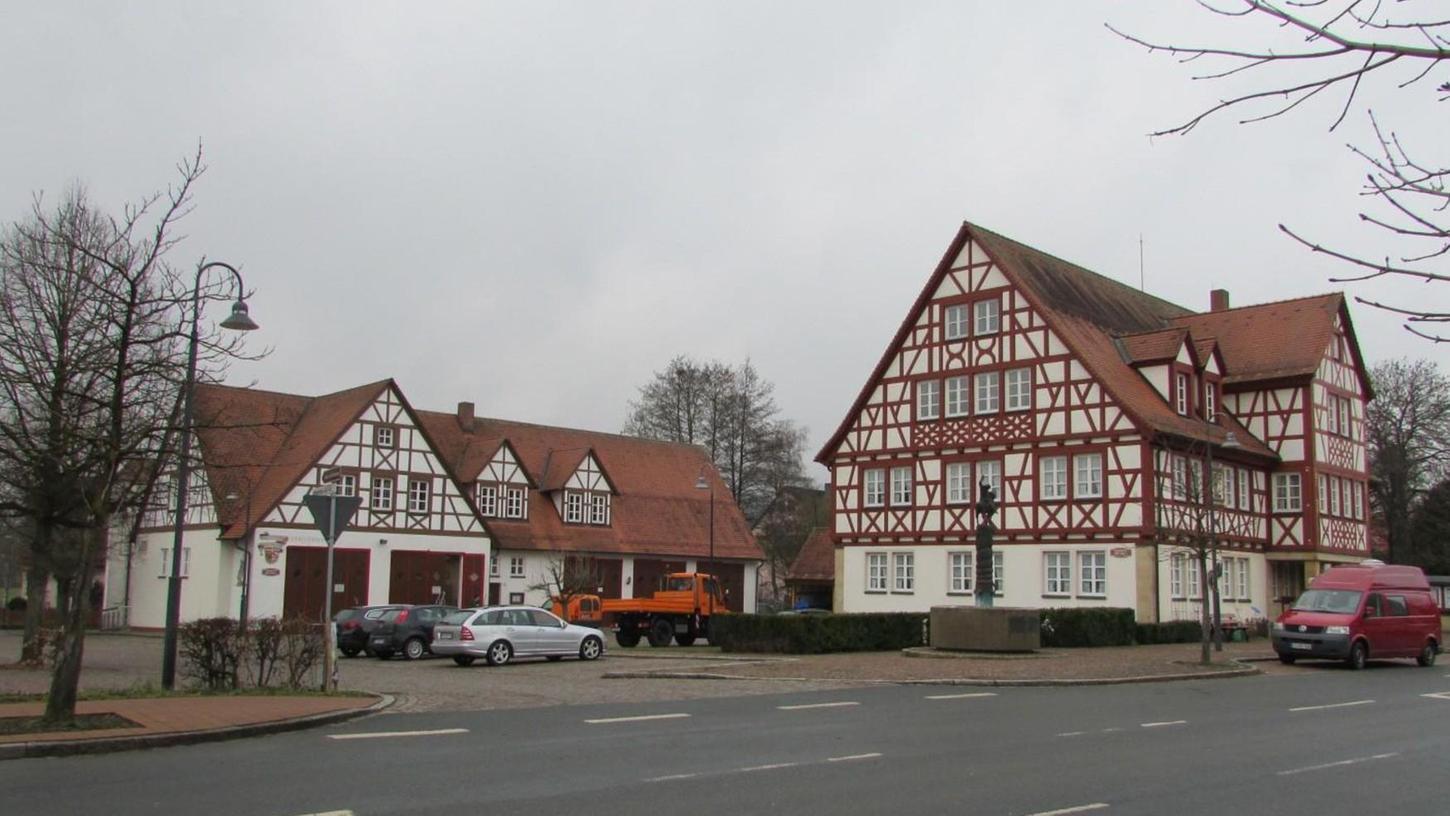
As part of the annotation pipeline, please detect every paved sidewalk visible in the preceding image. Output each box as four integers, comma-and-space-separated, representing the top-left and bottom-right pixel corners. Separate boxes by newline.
0, 693, 383, 759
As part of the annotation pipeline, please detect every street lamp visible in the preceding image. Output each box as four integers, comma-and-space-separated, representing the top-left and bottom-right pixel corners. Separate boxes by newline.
1207, 431, 1241, 653
694, 469, 715, 576
160, 261, 258, 690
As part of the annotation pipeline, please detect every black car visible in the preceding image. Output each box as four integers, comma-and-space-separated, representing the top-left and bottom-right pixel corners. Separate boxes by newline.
369, 605, 458, 660
334, 605, 406, 658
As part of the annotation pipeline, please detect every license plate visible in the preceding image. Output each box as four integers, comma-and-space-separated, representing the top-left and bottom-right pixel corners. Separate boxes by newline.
1291, 642, 1312, 651
437, 632, 453, 640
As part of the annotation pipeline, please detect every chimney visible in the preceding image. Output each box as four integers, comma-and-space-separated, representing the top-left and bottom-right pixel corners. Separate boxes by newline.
1210, 289, 1230, 312
456, 401, 475, 432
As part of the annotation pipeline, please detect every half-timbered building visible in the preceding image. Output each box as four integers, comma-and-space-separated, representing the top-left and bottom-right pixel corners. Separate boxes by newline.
112, 380, 761, 628
817, 222, 1372, 623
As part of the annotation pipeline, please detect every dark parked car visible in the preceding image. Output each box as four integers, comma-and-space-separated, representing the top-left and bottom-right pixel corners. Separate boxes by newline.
334, 605, 406, 658
369, 605, 458, 660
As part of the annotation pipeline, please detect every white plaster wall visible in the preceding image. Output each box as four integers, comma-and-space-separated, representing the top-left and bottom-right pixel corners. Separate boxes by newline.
1154, 547, 1269, 624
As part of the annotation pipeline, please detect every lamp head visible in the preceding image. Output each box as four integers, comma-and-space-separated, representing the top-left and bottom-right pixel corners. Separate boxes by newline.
1222, 432, 1241, 449
695, 474, 709, 490
221, 300, 260, 331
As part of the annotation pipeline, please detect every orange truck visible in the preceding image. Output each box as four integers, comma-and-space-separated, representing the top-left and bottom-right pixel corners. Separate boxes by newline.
602, 572, 730, 648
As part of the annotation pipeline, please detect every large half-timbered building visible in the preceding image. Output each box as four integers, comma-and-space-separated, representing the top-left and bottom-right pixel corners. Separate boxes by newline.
817, 222, 1372, 623
113, 380, 761, 628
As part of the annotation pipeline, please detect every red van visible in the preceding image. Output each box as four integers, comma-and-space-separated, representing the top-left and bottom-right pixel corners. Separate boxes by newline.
1272, 561, 1442, 669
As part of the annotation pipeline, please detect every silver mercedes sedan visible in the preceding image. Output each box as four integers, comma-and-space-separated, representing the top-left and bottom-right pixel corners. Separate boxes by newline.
431, 606, 606, 667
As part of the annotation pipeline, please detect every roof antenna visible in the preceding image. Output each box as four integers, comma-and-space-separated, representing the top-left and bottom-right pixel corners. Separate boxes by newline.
1138, 233, 1145, 292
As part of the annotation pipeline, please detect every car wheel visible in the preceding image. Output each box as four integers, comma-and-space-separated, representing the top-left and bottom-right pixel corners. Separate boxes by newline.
374, 650, 394, 660
580, 636, 603, 661
615, 630, 640, 648
1348, 641, 1368, 670
402, 637, 426, 661
647, 617, 674, 647
486, 640, 513, 667
1278, 654, 1296, 665
674, 633, 696, 647
453, 655, 476, 667
1417, 642, 1438, 667
341, 646, 362, 658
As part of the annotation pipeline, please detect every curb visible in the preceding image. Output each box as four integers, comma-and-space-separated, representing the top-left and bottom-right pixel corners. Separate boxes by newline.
602, 660, 1261, 686
0, 693, 392, 761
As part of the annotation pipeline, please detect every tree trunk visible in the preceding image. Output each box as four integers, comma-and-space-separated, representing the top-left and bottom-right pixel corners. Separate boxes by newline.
20, 559, 49, 665
41, 528, 100, 726
1199, 550, 1212, 665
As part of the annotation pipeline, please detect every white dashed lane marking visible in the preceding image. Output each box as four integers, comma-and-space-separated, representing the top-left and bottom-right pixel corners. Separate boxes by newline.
585, 713, 691, 724
328, 728, 467, 740
1025, 804, 1109, 816
1288, 699, 1374, 712
924, 692, 998, 700
1277, 752, 1399, 776
644, 752, 883, 782
741, 762, 799, 773
777, 701, 860, 710
1140, 720, 1187, 728
1423, 691, 1450, 701
828, 752, 883, 762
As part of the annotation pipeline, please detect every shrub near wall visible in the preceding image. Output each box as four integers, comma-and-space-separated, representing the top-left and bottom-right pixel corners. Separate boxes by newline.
711, 613, 927, 654
1135, 620, 1205, 645
1037, 607, 1136, 647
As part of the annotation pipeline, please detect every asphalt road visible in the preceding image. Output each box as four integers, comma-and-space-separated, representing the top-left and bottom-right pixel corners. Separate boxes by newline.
4, 662, 1448, 816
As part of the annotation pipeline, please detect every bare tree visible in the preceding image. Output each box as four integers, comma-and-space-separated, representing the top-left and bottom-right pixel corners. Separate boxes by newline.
1152, 445, 1232, 665
1365, 358, 1450, 563
1112, 2, 1448, 340
528, 555, 603, 616
623, 356, 810, 519
0, 150, 257, 724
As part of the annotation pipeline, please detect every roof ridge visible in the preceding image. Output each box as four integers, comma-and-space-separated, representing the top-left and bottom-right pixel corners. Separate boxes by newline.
1177, 291, 1342, 317
417, 408, 714, 451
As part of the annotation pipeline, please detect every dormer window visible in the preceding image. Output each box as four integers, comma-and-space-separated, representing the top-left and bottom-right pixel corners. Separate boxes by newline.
564, 491, 585, 523
1175, 373, 1189, 416
505, 487, 526, 519
588, 493, 610, 525
1205, 382, 1216, 423
477, 483, 498, 517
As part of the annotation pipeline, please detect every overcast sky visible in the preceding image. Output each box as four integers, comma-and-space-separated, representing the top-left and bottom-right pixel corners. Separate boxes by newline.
2, 2, 1439, 481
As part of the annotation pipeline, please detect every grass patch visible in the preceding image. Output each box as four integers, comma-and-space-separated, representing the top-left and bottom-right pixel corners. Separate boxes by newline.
0, 684, 373, 705
0, 712, 140, 737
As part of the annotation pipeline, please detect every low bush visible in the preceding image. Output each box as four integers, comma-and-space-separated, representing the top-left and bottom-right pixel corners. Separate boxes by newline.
180, 617, 323, 691
711, 613, 927, 654
1038, 607, 1136, 647
179, 618, 243, 691
1135, 620, 1204, 645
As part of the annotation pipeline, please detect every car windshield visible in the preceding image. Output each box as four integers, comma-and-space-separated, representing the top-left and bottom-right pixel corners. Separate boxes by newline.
666, 577, 693, 591
443, 610, 472, 625
1291, 589, 1362, 614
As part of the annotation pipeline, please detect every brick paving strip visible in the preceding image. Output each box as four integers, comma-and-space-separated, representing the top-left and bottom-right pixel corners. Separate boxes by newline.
0, 694, 385, 760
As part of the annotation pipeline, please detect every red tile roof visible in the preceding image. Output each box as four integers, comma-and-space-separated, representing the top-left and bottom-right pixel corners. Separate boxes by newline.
817, 222, 1355, 464
786, 528, 835, 583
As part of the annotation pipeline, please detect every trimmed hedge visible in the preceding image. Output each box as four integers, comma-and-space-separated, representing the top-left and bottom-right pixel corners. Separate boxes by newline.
711, 613, 927, 654
1135, 620, 1205, 644
1038, 607, 1136, 647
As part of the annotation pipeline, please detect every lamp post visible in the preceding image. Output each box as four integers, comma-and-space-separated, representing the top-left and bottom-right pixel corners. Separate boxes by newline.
694, 469, 715, 576
160, 261, 259, 690
1206, 431, 1240, 654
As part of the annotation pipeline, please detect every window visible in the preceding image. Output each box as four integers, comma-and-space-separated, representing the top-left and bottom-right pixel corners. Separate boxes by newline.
946, 462, 972, 505
974, 299, 1000, 334
1338, 398, 1350, 438
1353, 482, 1364, 520
890, 466, 913, 506
1186, 557, 1202, 599
1171, 455, 1187, 499
975, 371, 1000, 414
977, 460, 1003, 499
1045, 552, 1072, 595
1189, 460, 1204, 503
893, 552, 915, 592
866, 553, 888, 592
1170, 554, 1185, 598
477, 483, 497, 517
588, 492, 609, 525
1005, 368, 1032, 411
1329, 476, 1342, 516
339, 473, 357, 497
1236, 557, 1250, 600
944, 304, 968, 340
374, 425, 395, 448
1327, 397, 1340, 435
917, 380, 941, 421
408, 477, 430, 514
159, 547, 191, 578
506, 486, 525, 518
949, 551, 973, 593
945, 376, 969, 417
1175, 373, 1189, 416
1316, 474, 1327, 511
1238, 470, 1250, 511
1205, 383, 1217, 422
564, 491, 585, 523
1040, 455, 1068, 501
864, 470, 885, 508
1079, 551, 1106, 596
992, 551, 1004, 594
489, 556, 499, 577
1211, 465, 1227, 506
1223, 466, 1236, 509
373, 476, 394, 511
509, 557, 525, 578
1075, 454, 1103, 499
1273, 473, 1301, 512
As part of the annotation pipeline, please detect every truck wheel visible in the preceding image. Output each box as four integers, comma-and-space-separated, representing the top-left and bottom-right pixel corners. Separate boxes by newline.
615, 630, 640, 648
647, 617, 674, 647
674, 633, 696, 647
1347, 641, 1368, 670
1418, 642, 1438, 667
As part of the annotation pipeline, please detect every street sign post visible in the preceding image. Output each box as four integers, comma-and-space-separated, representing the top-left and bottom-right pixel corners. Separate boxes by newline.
303, 484, 362, 692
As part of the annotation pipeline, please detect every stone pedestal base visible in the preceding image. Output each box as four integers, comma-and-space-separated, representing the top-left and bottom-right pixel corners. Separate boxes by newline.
929, 606, 1040, 652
